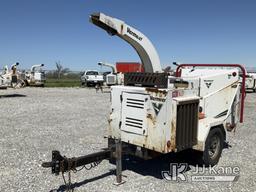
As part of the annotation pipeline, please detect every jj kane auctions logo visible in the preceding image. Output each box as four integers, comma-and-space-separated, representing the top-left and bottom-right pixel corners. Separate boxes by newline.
162, 163, 240, 182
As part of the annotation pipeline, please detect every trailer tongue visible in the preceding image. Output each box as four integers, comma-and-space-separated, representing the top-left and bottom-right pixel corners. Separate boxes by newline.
42, 150, 111, 175
42, 139, 125, 188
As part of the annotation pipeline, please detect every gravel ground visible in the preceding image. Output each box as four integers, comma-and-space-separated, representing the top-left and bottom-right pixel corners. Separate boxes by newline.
0, 87, 255, 192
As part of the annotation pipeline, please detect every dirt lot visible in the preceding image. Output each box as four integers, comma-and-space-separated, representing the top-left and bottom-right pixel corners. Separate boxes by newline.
0, 87, 255, 192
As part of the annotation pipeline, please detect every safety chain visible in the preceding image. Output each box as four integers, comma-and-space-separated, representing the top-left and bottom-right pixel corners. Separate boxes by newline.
60, 157, 102, 192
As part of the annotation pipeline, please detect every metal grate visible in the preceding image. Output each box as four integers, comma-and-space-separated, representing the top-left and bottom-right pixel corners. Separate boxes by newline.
126, 98, 144, 109
176, 99, 199, 151
107, 75, 116, 84
125, 117, 143, 129
124, 72, 168, 88
121, 92, 149, 135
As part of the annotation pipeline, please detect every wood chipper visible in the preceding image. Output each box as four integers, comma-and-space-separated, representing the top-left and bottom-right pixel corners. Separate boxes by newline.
24, 64, 46, 87
0, 62, 25, 88
42, 12, 246, 187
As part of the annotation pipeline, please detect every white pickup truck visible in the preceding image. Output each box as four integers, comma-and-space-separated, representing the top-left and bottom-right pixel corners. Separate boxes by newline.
81, 70, 104, 87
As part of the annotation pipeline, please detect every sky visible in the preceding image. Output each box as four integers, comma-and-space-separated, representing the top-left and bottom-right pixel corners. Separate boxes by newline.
0, 0, 256, 71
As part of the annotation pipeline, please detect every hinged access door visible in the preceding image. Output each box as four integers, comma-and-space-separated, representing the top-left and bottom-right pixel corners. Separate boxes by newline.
121, 92, 150, 135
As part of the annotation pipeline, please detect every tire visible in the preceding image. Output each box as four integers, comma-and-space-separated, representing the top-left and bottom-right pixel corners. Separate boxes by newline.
202, 127, 224, 166
24, 80, 29, 86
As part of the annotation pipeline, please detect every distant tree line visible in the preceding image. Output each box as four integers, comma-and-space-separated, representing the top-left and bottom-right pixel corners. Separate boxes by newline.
45, 61, 82, 79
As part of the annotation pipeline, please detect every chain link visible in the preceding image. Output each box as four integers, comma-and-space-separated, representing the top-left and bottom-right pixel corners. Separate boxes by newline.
60, 158, 102, 192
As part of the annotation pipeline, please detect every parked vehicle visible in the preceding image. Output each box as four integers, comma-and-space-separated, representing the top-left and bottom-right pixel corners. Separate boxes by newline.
98, 62, 123, 86
245, 72, 256, 92
24, 64, 46, 87
0, 62, 25, 88
80, 70, 104, 86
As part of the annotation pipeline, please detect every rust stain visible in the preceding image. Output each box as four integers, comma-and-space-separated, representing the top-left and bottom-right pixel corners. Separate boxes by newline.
166, 140, 172, 152
147, 113, 156, 125
145, 87, 167, 95
108, 117, 112, 124
170, 120, 176, 151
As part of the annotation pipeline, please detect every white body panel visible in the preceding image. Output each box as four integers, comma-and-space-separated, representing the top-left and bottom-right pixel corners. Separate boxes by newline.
108, 68, 241, 153
109, 86, 176, 153
121, 92, 150, 135
25, 64, 45, 86
34, 72, 42, 81
0, 75, 8, 88
181, 68, 240, 118
245, 73, 256, 91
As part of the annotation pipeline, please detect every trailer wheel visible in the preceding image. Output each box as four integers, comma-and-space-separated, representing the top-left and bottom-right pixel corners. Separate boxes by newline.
24, 80, 29, 86
202, 127, 224, 166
